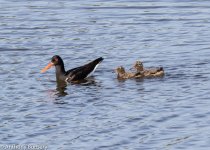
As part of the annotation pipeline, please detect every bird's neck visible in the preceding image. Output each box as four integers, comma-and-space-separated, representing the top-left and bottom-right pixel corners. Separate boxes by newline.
136, 66, 144, 72
55, 64, 66, 81
117, 72, 126, 78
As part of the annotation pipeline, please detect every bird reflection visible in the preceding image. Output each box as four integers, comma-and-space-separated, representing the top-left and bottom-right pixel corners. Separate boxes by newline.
55, 76, 98, 97
56, 85, 68, 97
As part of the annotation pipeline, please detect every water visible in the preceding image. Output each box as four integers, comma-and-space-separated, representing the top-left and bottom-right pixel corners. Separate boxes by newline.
1, 0, 210, 149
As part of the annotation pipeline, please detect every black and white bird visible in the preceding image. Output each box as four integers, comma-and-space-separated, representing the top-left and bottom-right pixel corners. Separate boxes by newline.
41, 55, 103, 83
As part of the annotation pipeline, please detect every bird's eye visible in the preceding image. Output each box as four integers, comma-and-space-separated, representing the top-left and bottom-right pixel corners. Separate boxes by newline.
52, 57, 58, 62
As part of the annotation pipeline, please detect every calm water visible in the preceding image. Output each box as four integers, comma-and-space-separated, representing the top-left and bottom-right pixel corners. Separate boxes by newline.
1, 0, 210, 149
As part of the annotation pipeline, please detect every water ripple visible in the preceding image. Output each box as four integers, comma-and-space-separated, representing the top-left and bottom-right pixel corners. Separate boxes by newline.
1, 0, 210, 149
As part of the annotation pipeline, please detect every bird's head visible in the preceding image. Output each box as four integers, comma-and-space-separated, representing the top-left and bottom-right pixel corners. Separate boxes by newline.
41, 55, 64, 73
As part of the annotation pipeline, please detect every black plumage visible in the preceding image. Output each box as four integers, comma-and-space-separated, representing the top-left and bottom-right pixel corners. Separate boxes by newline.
41, 55, 103, 82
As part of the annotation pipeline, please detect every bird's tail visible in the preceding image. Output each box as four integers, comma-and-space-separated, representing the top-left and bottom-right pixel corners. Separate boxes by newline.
94, 57, 104, 64
157, 67, 164, 71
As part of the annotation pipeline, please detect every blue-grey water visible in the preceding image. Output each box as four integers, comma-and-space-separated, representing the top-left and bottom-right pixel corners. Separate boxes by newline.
1, 0, 210, 149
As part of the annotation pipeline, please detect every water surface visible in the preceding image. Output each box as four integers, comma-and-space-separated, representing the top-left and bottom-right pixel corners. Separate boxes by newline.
1, 0, 210, 149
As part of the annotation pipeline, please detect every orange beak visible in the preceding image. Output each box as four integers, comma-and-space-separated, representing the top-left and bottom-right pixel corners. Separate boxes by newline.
41, 62, 54, 73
